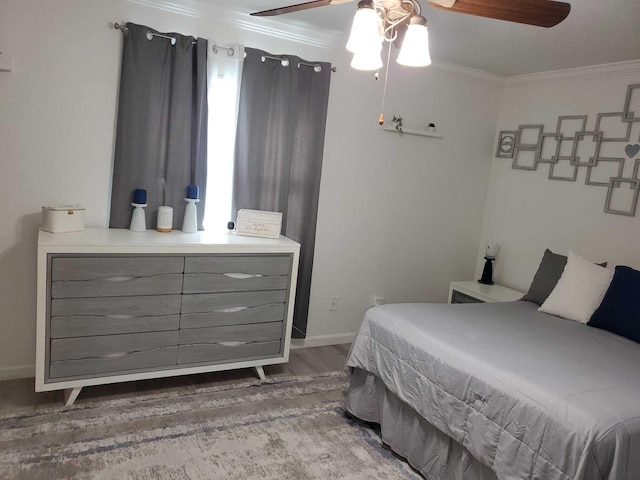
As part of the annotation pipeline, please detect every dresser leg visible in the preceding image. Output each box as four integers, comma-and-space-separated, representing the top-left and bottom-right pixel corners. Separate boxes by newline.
64, 387, 82, 406
255, 366, 266, 382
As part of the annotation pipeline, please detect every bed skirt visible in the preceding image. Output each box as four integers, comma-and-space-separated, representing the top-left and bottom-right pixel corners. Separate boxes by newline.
346, 368, 498, 480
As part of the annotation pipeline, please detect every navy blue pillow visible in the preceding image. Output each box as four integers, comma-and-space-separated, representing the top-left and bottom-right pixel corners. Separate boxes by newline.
588, 265, 640, 343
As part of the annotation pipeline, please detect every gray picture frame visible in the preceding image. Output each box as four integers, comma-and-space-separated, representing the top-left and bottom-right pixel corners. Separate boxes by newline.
585, 157, 624, 187
538, 133, 561, 164
495, 130, 517, 158
512, 147, 539, 170
569, 131, 602, 167
551, 115, 588, 179
556, 115, 587, 137
548, 159, 578, 182
604, 177, 640, 216
512, 125, 543, 170
595, 112, 632, 142
516, 124, 544, 148
622, 84, 640, 123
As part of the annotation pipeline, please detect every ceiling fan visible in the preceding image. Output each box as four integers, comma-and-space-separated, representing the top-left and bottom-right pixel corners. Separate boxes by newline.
250, 0, 571, 28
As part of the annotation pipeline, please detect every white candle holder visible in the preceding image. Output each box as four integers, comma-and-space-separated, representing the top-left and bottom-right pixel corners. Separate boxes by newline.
182, 198, 199, 234
129, 203, 147, 232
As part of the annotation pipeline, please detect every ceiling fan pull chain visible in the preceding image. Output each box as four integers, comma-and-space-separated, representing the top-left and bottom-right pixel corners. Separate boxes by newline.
378, 40, 393, 125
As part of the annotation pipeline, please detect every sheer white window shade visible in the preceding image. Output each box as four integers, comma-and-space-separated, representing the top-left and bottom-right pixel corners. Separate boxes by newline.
203, 43, 245, 232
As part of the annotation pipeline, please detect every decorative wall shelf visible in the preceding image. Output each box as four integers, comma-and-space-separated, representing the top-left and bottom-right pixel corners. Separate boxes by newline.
0, 59, 14, 73
381, 126, 443, 139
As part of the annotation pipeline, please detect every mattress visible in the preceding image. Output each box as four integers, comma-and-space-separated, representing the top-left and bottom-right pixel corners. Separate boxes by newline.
345, 301, 640, 480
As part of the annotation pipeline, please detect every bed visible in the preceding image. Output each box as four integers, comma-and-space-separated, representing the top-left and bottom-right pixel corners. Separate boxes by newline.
345, 300, 640, 480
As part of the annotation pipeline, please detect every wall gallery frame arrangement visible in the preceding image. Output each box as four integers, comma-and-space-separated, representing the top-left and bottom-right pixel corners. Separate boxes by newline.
496, 83, 640, 216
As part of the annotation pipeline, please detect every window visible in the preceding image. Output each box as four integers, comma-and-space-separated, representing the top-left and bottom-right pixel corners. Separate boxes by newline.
203, 45, 244, 231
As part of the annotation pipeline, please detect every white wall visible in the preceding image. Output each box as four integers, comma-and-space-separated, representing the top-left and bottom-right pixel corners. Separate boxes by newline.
309, 64, 503, 342
477, 62, 640, 293
0, 0, 502, 378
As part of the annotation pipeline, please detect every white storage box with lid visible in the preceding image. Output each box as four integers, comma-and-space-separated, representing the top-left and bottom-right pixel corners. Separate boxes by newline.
236, 209, 282, 239
41, 205, 85, 233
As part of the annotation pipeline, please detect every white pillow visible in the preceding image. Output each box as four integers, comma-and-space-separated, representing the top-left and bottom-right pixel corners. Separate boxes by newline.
538, 250, 613, 323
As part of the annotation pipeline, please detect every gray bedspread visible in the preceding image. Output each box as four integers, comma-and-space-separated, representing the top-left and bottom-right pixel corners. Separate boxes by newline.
346, 301, 640, 480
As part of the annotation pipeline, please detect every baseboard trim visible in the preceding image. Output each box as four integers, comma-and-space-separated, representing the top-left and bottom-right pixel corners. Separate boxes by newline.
0, 364, 35, 381
290, 333, 355, 349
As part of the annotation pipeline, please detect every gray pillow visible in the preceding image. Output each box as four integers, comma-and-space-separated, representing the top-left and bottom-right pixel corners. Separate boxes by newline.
522, 249, 607, 305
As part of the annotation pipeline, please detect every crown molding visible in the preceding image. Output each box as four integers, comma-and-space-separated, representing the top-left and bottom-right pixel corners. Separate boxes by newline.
125, 0, 340, 49
505, 59, 640, 88
125, 0, 200, 18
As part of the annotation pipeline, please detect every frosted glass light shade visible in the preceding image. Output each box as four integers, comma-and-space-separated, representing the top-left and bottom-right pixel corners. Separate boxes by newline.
350, 42, 383, 70
397, 21, 431, 67
486, 242, 501, 258
346, 6, 382, 53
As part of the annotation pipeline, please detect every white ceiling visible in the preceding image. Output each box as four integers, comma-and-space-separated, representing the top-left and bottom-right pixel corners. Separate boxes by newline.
202, 0, 640, 77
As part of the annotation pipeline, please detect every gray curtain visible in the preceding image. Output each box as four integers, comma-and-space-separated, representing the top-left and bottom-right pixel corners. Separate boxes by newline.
233, 48, 332, 338
110, 23, 208, 230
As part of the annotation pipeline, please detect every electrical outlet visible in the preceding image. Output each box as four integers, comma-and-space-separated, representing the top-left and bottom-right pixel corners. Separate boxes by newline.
373, 296, 385, 307
329, 296, 339, 311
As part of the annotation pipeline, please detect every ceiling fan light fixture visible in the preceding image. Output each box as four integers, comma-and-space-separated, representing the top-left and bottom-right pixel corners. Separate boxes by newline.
346, 0, 382, 53
350, 41, 383, 71
396, 15, 431, 67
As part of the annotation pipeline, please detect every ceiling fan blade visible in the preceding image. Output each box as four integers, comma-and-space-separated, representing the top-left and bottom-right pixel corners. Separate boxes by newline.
251, 0, 353, 17
428, 0, 571, 27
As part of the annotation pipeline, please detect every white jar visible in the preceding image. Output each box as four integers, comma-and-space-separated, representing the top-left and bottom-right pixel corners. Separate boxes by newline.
157, 206, 173, 232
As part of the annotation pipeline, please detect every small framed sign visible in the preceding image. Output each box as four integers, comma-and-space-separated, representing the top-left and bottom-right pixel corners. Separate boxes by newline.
496, 130, 517, 158
236, 209, 282, 239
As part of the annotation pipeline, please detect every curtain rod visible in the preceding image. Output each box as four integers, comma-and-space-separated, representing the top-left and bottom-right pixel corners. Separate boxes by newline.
114, 23, 335, 72
212, 45, 235, 56
261, 54, 336, 73
114, 22, 193, 46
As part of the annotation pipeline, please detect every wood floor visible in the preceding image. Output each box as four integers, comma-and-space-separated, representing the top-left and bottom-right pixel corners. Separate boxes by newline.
0, 344, 351, 416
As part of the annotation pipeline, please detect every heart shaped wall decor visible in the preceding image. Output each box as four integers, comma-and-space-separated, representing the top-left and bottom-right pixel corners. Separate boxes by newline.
625, 144, 640, 158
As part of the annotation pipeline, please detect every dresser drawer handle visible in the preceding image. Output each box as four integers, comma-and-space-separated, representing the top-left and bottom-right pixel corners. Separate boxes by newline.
105, 314, 134, 319
218, 341, 246, 347
103, 275, 137, 282
223, 273, 263, 280
214, 306, 248, 313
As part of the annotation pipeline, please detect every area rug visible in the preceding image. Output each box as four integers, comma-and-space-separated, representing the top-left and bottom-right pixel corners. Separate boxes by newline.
0, 371, 421, 479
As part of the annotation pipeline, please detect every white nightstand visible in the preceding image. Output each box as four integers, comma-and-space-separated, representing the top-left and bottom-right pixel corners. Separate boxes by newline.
449, 281, 524, 304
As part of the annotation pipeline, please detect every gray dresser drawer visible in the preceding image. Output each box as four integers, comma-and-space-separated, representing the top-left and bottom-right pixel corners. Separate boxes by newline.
50, 331, 179, 362
50, 347, 178, 379
177, 342, 280, 365
180, 290, 287, 329
51, 257, 184, 298
184, 255, 291, 275
178, 322, 282, 365
179, 322, 282, 344
49, 331, 179, 379
50, 295, 182, 338
183, 255, 291, 293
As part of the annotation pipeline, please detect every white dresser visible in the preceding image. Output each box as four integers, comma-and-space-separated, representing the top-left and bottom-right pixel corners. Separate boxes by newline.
36, 228, 300, 405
